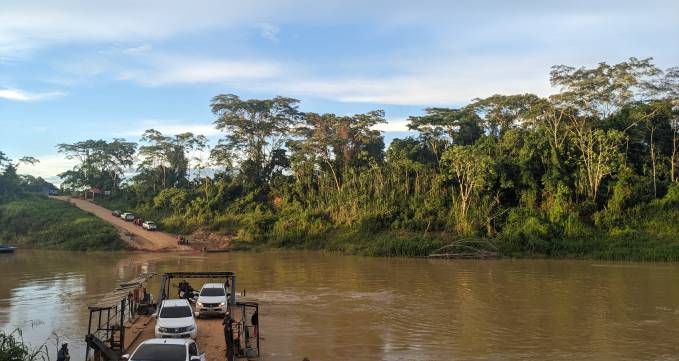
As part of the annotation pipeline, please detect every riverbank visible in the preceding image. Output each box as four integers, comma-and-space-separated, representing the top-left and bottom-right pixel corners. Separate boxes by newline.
94, 191, 679, 261
4, 192, 678, 261
0, 194, 125, 251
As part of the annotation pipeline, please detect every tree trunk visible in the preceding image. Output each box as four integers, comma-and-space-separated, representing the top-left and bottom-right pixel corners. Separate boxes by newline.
651, 126, 657, 197
672, 117, 678, 183
324, 158, 341, 193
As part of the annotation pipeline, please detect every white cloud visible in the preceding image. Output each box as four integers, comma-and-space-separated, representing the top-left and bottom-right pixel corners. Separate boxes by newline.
19, 154, 78, 185
120, 44, 153, 54
0, 88, 65, 102
261, 55, 555, 106
0, 0, 342, 56
374, 119, 411, 132
118, 57, 282, 86
254, 23, 280, 41
4, 0, 677, 106
117, 120, 221, 137
107, 51, 555, 105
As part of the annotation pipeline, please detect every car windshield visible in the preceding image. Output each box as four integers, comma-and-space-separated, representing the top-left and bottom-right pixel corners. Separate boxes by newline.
131, 344, 186, 361
160, 306, 192, 318
200, 288, 225, 296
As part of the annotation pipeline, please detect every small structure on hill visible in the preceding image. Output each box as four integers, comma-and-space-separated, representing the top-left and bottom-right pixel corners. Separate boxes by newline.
85, 187, 103, 199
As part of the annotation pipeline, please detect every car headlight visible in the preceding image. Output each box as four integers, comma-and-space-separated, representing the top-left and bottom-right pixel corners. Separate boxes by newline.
186, 325, 195, 331
157, 327, 169, 333
218, 302, 225, 307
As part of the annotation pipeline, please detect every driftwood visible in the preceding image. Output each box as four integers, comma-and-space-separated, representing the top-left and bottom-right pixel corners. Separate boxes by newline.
203, 248, 231, 253
428, 238, 500, 259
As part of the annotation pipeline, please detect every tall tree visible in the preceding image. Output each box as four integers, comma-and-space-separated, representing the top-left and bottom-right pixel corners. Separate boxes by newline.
57, 139, 136, 190
408, 107, 483, 165
291, 111, 386, 192
548, 58, 661, 201
550, 57, 661, 121
211, 94, 301, 187
468, 94, 541, 136
441, 143, 494, 231
137, 129, 205, 191
573, 129, 626, 201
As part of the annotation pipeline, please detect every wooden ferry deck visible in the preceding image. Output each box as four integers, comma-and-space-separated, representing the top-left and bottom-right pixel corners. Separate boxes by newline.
124, 307, 249, 361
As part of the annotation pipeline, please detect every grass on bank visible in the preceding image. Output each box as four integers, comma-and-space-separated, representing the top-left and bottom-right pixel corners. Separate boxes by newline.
216, 199, 679, 261
0, 329, 49, 361
499, 193, 679, 261
91, 189, 679, 261
0, 194, 125, 251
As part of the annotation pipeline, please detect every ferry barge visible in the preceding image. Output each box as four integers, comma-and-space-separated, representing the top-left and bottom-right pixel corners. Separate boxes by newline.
84, 271, 260, 361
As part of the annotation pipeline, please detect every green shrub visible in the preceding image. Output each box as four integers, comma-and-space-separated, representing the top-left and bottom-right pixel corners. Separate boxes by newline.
210, 214, 242, 234
154, 188, 190, 212
0, 329, 49, 361
500, 208, 552, 253
658, 182, 679, 207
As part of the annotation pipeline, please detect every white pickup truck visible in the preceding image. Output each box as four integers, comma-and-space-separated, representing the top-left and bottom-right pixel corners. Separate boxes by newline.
124, 338, 206, 361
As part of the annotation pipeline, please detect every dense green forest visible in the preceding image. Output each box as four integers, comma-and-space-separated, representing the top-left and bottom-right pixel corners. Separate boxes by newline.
8, 57, 679, 259
0, 153, 124, 250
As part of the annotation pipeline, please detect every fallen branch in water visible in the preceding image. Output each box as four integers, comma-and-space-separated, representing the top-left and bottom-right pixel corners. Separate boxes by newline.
428, 237, 500, 259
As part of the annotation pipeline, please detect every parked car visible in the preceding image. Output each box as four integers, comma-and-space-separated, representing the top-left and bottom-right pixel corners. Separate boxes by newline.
143, 221, 158, 231
112, 210, 122, 217
121, 212, 135, 221
123, 338, 205, 361
154, 299, 197, 339
195, 283, 227, 317
133, 218, 144, 226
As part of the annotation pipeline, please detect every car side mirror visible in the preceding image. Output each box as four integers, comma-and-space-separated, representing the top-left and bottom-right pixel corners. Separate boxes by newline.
151, 313, 157, 319
190, 356, 201, 361
122, 354, 130, 360
194, 311, 200, 318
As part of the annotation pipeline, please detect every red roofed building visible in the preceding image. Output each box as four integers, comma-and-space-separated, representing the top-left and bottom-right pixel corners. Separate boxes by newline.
85, 187, 103, 199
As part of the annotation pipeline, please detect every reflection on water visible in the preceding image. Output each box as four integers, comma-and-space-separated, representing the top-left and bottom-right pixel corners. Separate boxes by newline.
2, 250, 679, 360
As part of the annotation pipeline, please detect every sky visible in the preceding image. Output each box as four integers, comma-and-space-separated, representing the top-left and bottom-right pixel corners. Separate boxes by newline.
1, 0, 678, 184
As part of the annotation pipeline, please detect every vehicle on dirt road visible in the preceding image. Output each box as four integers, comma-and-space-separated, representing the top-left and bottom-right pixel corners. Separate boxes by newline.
121, 212, 135, 221
143, 221, 158, 231
112, 210, 122, 217
133, 218, 144, 226
123, 338, 206, 361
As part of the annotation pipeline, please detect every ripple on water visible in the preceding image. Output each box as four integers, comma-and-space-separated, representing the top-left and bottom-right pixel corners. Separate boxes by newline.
5, 251, 679, 361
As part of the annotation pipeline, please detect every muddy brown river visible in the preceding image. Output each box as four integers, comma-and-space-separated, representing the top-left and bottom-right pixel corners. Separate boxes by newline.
2, 250, 679, 360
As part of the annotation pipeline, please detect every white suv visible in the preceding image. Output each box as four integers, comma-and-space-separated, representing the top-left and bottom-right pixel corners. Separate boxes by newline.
121, 212, 135, 221
155, 299, 197, 339
196, 283, 227, 317
124, 338, 205, 361
142, 221, 157, 231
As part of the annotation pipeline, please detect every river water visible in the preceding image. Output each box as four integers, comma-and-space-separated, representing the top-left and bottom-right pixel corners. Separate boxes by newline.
2, 250, 679, 360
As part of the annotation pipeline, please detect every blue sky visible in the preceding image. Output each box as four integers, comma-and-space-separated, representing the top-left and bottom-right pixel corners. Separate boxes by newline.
1, 0, 678, 184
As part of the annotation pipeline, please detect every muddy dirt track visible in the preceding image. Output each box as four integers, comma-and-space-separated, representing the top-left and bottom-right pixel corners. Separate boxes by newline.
51, 196, 192, 251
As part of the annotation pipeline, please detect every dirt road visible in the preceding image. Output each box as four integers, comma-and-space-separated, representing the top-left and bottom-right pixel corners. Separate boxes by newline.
52, 196, 191, 251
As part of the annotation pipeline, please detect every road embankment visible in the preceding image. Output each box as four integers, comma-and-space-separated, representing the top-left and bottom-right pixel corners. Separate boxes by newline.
51, 196, 192, 251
